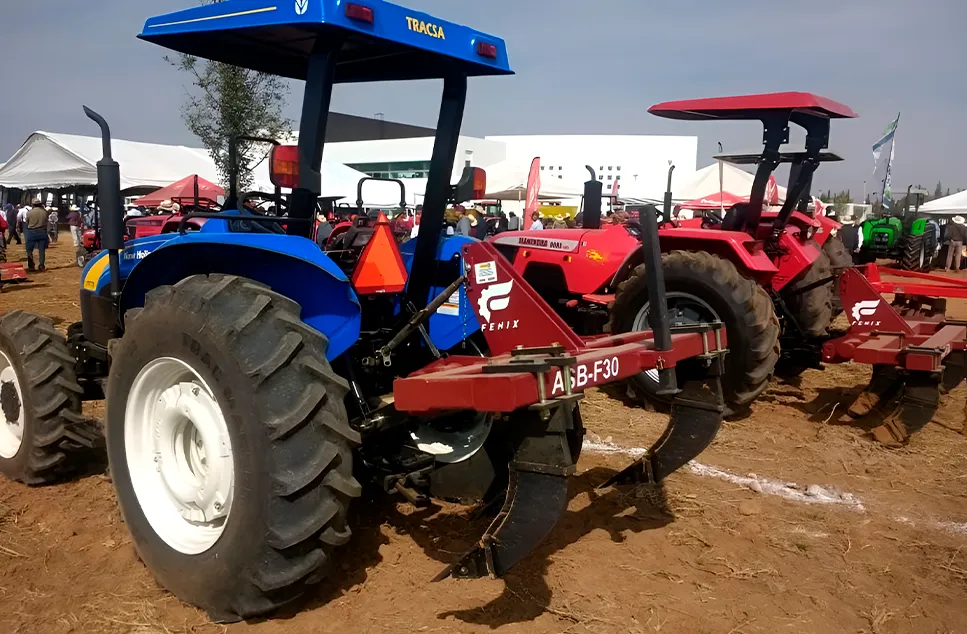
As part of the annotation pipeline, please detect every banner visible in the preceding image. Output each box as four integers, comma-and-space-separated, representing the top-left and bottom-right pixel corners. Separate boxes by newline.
872, 114, 899, 170
524, 157, 541, 216
872, 114, 900, 210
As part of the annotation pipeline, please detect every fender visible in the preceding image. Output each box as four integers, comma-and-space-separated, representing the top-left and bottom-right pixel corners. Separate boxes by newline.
772, 233, 822, 292
114, 232, 361, 360
813, 214, 841, 247
399, 235, 480, 351
612, 228, 779, 289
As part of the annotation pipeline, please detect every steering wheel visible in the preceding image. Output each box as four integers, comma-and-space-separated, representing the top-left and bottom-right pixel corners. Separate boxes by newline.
701, 211, 723, 230
240, 191, 286, 215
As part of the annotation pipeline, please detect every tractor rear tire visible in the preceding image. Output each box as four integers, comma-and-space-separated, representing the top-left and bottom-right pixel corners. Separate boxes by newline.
900, 234, 927, 271
609, 250, 780, 409
783, 250, 834, 338
823, 235, 853, 317
0, 311, 98, 485
106, 274, 361, 622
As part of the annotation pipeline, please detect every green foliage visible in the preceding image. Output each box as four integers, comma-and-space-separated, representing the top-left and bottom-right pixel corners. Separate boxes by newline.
166, 0, 291, 189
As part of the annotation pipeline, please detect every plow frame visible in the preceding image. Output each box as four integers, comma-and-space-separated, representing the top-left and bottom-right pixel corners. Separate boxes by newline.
821, 263, 967, 444
823, 264, 967, 372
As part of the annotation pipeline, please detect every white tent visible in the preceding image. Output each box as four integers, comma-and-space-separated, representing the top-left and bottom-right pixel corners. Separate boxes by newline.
920, 190, 967, 216
0, 132, 405, 206
482, 160, 583, 200
673, 162, 788, 202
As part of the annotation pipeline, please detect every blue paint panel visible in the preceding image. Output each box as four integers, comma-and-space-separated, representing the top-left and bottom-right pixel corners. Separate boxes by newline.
399, 235, 480, 351
139, 0, 512, 80
111, 232, 361, 360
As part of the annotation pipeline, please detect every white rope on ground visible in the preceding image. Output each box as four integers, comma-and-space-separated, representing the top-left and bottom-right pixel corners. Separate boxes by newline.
583, 438, 865, 511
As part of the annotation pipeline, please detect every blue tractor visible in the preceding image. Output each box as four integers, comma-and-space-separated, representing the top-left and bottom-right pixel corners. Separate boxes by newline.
0, 0, 730, 621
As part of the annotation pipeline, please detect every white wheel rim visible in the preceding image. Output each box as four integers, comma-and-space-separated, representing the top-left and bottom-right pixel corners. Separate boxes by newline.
125, 357, 234, 555
0, 350, 25, 459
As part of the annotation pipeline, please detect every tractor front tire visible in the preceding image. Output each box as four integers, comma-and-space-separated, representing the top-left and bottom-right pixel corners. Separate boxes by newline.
106, 274, 361, 622
783, 250, 834, 338
823, 235, 853, 317
0, 311, 97, 484
900, 234, 927, 271
609, 250, 780, 410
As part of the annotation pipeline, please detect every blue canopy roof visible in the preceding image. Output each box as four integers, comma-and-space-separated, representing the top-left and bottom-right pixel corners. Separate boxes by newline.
139, 0, 512, 82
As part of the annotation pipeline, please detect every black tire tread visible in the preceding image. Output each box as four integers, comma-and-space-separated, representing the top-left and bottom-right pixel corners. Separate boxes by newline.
609, 250, 780, 407
120, 274, 360, 621
783, 250, 834, 338
0, 310, 97, 485
823, 235, 853, 317
901, 233, 925, 271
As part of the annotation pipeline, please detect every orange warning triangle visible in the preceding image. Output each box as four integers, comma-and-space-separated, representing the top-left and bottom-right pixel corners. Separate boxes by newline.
351, 212, 409, 295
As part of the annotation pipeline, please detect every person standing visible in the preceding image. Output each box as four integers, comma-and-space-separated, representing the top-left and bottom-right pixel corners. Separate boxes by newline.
945, 216, 966, 272
18, 203, 29, 236
47, 208, 59, 242
455, 205, 472, 237
528, 211, 544, 231
25, 199, 50, 272
507, 211, 520, 231
4, 204, 20, 245
67, 205, 85, 248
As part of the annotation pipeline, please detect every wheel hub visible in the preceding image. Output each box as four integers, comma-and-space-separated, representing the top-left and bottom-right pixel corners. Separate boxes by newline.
0, 354, 25, 459
153, 383, 232, 524
125, 357, 234, 555
632, 292, 720, 384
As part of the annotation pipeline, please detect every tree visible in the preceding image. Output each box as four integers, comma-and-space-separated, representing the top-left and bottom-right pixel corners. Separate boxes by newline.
832, 190, 852, 208
167, 0, 291, 189
935, 181, 944, 200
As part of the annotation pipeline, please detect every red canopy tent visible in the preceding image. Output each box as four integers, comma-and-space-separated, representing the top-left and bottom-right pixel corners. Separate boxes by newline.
680, 191, 746, 210
134, 175, 224, 208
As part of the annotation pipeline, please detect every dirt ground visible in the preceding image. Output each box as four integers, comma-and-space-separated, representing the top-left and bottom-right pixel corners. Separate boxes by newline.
3, 239, 967, 634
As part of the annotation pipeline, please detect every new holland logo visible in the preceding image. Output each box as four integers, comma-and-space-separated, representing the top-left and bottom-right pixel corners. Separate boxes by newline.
477, 280, 518, 331
851, 299, 882, 326
295, 0, 308, 16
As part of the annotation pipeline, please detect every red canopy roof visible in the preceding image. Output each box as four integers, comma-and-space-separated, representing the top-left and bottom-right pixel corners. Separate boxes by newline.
649, 92, 858, 121
134, 175, 224, 208
680, 191, 746, 210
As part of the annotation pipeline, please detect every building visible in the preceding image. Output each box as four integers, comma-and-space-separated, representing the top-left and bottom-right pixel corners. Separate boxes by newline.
1, 111, 700, 208
326, 129, 698, 204
485, 135, 698, 200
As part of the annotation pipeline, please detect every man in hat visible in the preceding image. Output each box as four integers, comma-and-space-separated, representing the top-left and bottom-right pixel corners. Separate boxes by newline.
945, 216, 967, 271
24, 198, 50, 271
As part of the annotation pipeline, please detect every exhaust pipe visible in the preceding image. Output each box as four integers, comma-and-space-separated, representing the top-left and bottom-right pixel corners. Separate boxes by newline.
83, 106, 123, 301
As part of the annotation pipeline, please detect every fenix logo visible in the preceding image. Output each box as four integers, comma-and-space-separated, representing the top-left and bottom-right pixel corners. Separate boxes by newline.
477, 280, 512, 323
851, 299, 881, 326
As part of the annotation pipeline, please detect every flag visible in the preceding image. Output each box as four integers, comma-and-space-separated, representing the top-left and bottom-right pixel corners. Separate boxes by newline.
872, 114, 900, 172
882, 135, 896, 210
524, 157, 541, 215
611, 177, 620, 197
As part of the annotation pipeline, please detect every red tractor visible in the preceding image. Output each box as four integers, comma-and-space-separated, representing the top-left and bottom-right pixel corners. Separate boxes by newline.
491, 92, 856, 411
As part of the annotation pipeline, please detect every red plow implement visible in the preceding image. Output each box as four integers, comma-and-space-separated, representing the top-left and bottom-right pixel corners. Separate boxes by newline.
823, 263, 967, 445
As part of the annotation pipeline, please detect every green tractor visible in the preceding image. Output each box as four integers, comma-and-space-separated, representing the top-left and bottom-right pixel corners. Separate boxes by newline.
859, 187, 936, 270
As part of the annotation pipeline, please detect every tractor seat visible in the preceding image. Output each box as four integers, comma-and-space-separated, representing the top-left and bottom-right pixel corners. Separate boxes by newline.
721, 203, 749, 232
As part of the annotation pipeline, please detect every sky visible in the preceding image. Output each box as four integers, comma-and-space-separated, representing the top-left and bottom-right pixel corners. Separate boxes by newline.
1, 0, 965, 196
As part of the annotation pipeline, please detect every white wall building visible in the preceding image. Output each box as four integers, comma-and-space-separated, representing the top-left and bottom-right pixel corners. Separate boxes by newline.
325, 134, 698, 205
485, 135, 698, 201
